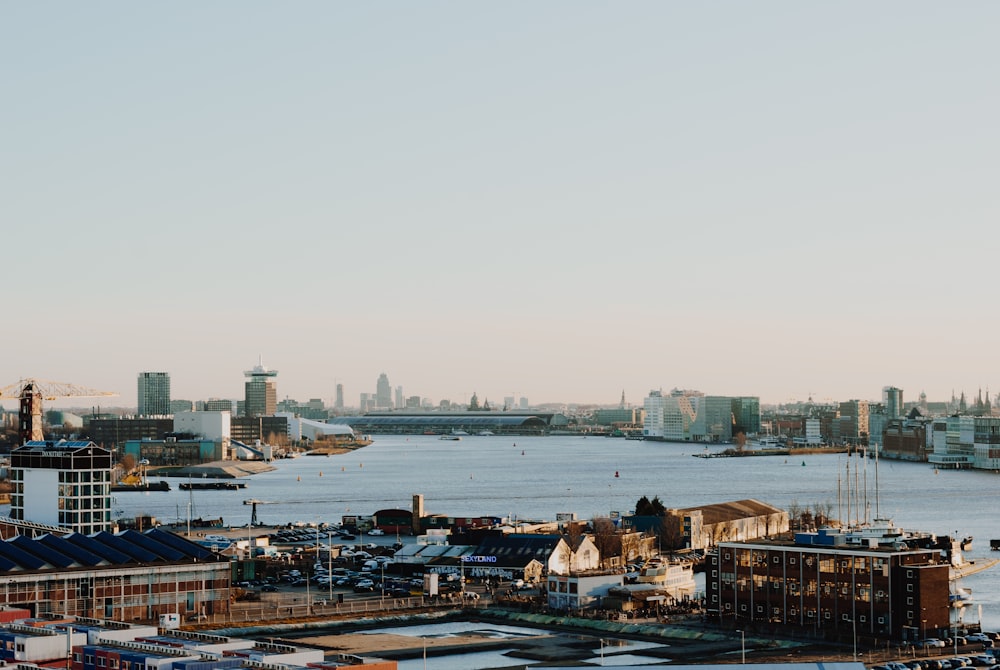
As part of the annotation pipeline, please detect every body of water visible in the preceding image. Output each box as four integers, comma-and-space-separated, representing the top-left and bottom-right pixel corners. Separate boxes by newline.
11, 434, 1000, 628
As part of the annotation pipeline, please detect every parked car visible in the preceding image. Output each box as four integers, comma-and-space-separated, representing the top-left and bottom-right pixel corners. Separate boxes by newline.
971, 656, 993, 666
261, 584, 279, 592
368, 528, 385, 536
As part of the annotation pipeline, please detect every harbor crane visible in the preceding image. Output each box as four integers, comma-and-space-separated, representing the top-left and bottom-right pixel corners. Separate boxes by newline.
243, 498, 277, 527
0, 378, 118, 444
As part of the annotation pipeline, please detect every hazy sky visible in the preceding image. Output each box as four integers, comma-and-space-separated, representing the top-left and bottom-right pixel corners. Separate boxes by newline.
2, 3, 997, 409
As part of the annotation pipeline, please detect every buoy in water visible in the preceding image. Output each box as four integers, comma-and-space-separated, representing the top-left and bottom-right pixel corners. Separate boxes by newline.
801, 461, 806, 466
521, 450, 525, 456
319, 471, 322, 477
296, 476, 301, 481
341, 466, 345, 472
615, 471, 619, 478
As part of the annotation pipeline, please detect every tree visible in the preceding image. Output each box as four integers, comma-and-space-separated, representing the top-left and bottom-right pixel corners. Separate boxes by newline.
635, 495, 666, 517
590, 517, 622, 568
658, 512, 685, 551
120, 453, 136, 473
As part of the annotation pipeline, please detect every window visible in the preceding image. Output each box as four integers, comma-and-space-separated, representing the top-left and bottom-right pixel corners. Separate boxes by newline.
790, 557, 796, 564
907, 584, 913, 592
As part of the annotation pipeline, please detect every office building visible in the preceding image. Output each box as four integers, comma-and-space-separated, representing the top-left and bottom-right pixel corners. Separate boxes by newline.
883, 386, 904, 420
839, 400, 870, 443
204, 398, 235, 413
9, 440, 114, 534
335, 383, 344, 409
705, 526, 949, 641
732, 396, 761, 434
376, 373, 391, 409
137, 372, 170, 416
243, 358, 277, 417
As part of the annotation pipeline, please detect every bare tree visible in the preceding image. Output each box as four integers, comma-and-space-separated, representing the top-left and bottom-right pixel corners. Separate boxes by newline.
658, 512, 685, 552
590, 517, 622, 568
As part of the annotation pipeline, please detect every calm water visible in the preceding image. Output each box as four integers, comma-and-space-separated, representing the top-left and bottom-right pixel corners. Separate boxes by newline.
13, 435, 1000, 627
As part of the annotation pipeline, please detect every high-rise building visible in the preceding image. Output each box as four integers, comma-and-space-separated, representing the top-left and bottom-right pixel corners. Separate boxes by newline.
394, 386, 403, 409
731, 397, 761, 434
838, 399, 870, 442
335, 384, 344, 409
883, 386, 904, 419
10, 440, 113, 534
137, 372, 171, 416
376, 373, 392, 409
244, 358, 277, 417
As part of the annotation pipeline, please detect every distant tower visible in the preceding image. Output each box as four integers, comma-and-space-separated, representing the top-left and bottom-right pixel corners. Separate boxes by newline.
394, 385, 403, 409
137, 372, 171, 416
376, 373, 392, 409
882, 386, 903, 420
244, 356, 278, 417
335, 383, 344, 410
620, 390, 626, 409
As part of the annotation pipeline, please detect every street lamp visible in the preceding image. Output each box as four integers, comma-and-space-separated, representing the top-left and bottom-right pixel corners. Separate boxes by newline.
736, 629, 745, 664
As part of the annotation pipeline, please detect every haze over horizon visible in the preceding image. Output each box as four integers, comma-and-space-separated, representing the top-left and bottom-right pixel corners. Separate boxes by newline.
3, 3, 997, 409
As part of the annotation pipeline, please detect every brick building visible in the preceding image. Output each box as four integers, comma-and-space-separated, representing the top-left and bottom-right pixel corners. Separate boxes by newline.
705, 528, 950, 641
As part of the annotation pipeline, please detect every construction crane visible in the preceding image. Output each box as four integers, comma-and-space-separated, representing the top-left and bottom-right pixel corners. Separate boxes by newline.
0, 378, 118, 444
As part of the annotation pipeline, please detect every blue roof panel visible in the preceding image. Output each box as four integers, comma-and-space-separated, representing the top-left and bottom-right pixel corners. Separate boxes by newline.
37, 534, 105, 567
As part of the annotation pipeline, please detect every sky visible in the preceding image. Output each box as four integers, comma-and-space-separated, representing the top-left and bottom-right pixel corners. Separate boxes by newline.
2, 3, 997, 409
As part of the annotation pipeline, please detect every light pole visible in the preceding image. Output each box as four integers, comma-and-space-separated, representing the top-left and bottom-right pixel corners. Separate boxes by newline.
736, 629, 745, 664
599, 638, 605, 666
852, 617, 857, 660
328, 531, 334, 603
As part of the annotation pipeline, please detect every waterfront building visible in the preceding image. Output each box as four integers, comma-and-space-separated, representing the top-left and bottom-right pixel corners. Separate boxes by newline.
928, 414, 1000, 470
706, 528, 950, 641
547, 572, 624, 611
732, 396, 761, 434
805, 418, 822, 445
10, 440, 113, 534
84, 417, 173, 451
703, 396, 734, 442
0, 525, 231, 623
137, 372, 171, 417
643, 390, 701, 441
624, 499, 788, 551
243, 358, 277, 417
230, 415, 288, 444
881, 417, 930, 461
123, 438, 224, 466
592, 407, 642, 427
336, 411, 563, 435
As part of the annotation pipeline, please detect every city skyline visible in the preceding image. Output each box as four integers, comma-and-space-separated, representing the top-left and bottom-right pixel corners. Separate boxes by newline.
3, 4, 997, 408
2, 361, 995, 413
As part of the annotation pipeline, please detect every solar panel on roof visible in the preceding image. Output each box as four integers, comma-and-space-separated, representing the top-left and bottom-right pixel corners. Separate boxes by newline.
0, 554, 17, 571
91, 532, 160, 563
62, 533, 132, 564
9, 535, 76, 568
118, 530, 186, 561
37, 534, 105, 567
0, 539, 47, 570
144, 529, 215, 560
